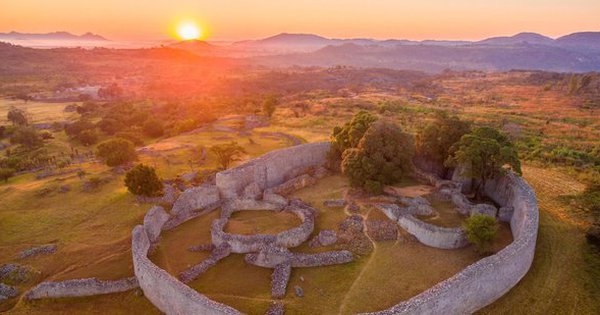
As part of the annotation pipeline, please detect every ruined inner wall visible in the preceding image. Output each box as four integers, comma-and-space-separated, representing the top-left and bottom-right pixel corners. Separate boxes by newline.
362, 173, 538, 315
216, 142, 330, 199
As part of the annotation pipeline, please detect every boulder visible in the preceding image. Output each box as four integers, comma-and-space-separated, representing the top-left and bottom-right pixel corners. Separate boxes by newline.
19, 244, 57, 259
294, 285, 304, 297
313, 166, 330, 179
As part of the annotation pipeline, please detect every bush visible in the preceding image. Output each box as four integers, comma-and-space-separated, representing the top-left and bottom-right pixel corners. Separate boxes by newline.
10, 126, 43, 148
341, 120, 414, 194
65, 119, 95, 138
174, 119, 197, 134
96, 138, 137, 167
262, 95, 279, 117
463, 214, 498, 253
0, 167, 15, 183
124, 164, 163, 197
114, 132, 144, 146
142, 119, 165, 138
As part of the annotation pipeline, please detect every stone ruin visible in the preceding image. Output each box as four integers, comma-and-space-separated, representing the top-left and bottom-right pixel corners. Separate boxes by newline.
19, 141, 539, 315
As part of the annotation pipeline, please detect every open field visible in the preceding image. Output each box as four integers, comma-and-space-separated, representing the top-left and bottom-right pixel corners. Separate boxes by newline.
0, 99, 78, 125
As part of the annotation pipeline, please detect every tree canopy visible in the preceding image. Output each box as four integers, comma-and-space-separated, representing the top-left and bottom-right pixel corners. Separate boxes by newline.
416, 111, 470, 167
96, 138, 137, 167
330, 110, 378, 160
463, 214, 498, 254
341, 120, 415, 194
446, 127, 521, 199
7, 107, 28, 126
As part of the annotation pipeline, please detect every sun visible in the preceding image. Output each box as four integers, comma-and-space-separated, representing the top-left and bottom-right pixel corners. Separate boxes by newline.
177, 22, 202, 41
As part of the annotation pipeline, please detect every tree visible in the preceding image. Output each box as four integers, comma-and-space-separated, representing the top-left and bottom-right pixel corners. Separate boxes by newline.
7, 107, 28, 126
96, 138, 137, 167
416, 112, 470, 168
445, 127, 521, 200
0, 168, 15, 183
341, 120, 415, 194
124, 164, 163, 197
10, 126, 43, 148
211, 141, 246, 170
330, 110, 378, 160
143, 119, 165, 138
98, 83, 123, 100
463, 214, 498, 254
77, 130, 99, 146
262, 95, 279, 117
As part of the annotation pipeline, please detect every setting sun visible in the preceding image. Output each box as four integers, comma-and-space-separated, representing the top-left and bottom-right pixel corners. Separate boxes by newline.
177, 22, 202, 40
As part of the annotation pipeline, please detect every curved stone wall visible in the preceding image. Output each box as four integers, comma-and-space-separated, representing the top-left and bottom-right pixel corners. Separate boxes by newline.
397, 215, 468, 249
362, 173, 538, 314
132, 226, 242, 315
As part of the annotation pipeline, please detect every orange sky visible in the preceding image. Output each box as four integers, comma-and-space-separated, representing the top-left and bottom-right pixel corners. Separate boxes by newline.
1, 0, 599, 41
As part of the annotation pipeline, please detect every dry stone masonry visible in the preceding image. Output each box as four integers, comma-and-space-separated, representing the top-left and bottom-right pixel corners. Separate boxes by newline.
18, 142, 537, 315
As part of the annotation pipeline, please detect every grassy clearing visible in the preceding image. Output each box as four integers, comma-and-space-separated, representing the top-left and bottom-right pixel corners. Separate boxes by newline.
225, 210, 302, 235
0, 98, 78, 125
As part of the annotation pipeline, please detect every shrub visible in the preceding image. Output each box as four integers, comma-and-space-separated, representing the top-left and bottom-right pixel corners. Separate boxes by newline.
10, 126, 43, 148
142, 119, 165, 138
96, 138, 137, 167
210, 141, 246, 170
124, 164, 163, 197
65, 119, 95, 138
341, 120, 415, 194
97, 118, 124, 135
114, 132, 144, 146
0, 167, 15, 183
463, 214, 498, 254
174, 119, 197, 134
39, 130, 54, 140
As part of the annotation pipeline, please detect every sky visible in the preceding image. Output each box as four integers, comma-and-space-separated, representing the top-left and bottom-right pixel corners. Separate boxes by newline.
1, 0, 599, 41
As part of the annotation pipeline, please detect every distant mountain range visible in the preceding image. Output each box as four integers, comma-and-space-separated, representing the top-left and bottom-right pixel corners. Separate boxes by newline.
231, 31, 600, 50
0, 31, 107, 41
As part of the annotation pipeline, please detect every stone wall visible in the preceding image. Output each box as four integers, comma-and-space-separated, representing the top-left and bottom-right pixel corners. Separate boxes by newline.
362, 173, 538, 314
216, 142, 330, 199
132, 226, 242, 315
397, 215, 468, 249
25, 277, 138, 300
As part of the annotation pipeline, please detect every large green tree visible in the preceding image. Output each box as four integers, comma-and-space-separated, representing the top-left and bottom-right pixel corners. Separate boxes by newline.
341, 120, 414, 194
330, 110, 378, 161
416, 112, 470, 168
96, 138, 137, 167
463, 214, 498, 254
10, 126, 43, 148
446, 127, 521, 199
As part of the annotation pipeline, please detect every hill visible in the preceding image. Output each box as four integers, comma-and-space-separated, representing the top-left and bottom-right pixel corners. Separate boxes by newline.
0, 31, 107, 41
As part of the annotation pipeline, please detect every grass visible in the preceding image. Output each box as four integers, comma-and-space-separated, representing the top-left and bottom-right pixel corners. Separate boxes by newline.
0, 98, 78, 125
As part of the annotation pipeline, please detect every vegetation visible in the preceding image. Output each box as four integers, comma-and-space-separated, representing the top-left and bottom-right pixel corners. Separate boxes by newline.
446, 127, 522, 199
10, 126, 43, 148
0, 167, 15, 183
211, 141, 247, 170
124, 164, 163, 197
95, 138, 137, 167
262, 95, 279, 117
7, 106, 28, 125
341, 120, 414, 194
416, 112, 470, 168
143, 119, 165, 138
330, 110, 378, 161
463, 214, 499, 253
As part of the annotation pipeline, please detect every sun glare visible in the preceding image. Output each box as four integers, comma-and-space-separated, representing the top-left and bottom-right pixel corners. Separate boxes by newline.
177, 22, 202, 40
